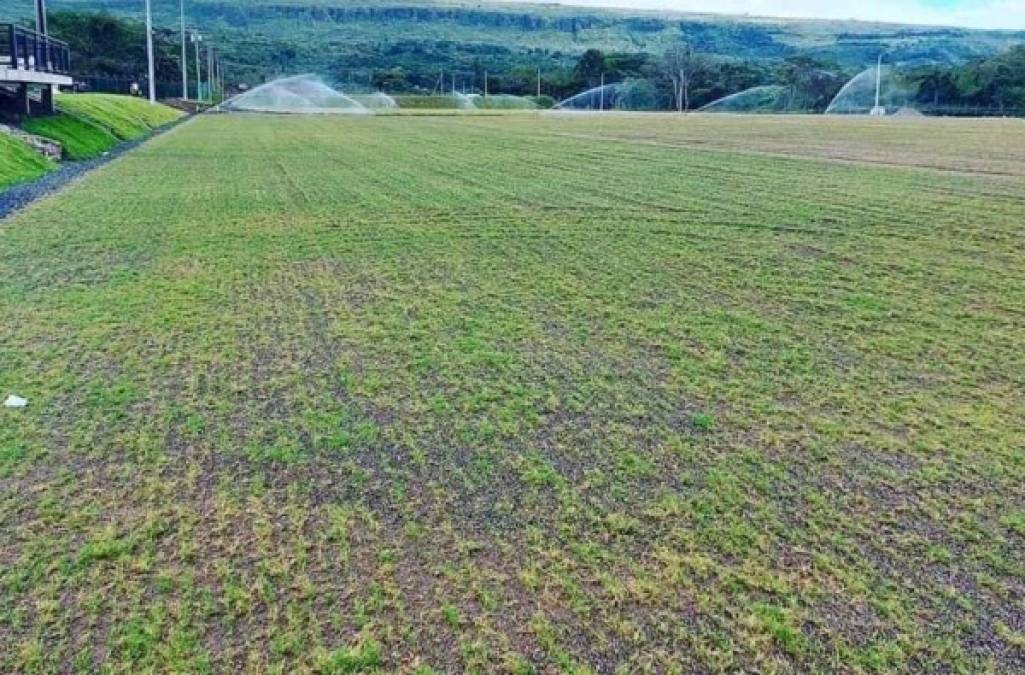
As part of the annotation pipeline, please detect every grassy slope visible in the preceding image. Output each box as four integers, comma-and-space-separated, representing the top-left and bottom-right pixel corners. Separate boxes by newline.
0, 133, 55, 189
55, 94, 183, 140
0, 114, 1023, 672
20, 115, 119, 161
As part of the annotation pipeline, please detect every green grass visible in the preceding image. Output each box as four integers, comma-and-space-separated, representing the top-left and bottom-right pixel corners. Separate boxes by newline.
55, 94, 182, 140
20, 114, 119, 161
0, 113, 1023, 672
0, 133, 54, 188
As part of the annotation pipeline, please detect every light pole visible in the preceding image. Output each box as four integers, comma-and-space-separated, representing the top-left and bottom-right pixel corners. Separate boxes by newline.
145, 0, 156, 103
192, 32, 202, 100
180, 0, 188, 100
214, 54, 221, 98
206, 44, 213, 102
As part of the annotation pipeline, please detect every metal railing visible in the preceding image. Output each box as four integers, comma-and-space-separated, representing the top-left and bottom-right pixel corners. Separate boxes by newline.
0, 24, 70, 75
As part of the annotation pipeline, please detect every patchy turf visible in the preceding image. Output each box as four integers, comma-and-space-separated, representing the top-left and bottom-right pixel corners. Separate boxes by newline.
0, 132, 54, 188
0, 113, 1023, 673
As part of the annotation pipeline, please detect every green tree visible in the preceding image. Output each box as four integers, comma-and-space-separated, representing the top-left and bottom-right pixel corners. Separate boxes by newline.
778, 56, 844, 112
372, 68, 408, 91
575, 48, 605, 88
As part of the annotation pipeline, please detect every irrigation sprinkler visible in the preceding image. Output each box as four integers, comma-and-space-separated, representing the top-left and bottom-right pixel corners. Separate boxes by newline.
218, 74, 370, 114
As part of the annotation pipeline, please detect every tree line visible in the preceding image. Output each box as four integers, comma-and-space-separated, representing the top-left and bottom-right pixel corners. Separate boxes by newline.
45, 10, 1025, 114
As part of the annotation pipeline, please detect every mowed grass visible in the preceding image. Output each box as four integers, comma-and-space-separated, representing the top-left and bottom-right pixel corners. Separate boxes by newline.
0, 132, 54, 188
1, 113, 1023, 673
55, 93, 183, 140
21, 114, 119, 161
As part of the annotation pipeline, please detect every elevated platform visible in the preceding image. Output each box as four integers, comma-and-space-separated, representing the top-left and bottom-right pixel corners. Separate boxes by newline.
0, 24, 71, 117
0, 66, 71, 86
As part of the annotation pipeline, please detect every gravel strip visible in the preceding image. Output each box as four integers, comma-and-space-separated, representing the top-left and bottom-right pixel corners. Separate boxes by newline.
0, 115, 192, 221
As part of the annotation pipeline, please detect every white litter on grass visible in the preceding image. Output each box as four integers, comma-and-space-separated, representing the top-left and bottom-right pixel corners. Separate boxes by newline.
4, 394, 27, 408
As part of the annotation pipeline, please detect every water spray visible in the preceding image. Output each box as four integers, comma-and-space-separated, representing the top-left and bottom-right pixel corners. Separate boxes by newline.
217, 74, 371, 114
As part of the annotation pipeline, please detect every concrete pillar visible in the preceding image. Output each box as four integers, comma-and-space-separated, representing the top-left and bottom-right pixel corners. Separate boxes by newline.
40, 84, 55, 115
16, 84, 31, 117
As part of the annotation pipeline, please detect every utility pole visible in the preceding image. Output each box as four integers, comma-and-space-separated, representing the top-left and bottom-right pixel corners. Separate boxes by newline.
179, 0, 187, 99
193, 32, 202, 101
35, 0, 48, 35
537, 67, 541, 98
599, 72, 604, 111
206, 45, 212, 101
179, 0, 187, 100
484, 70, 488, 97
145, 0, 156, 103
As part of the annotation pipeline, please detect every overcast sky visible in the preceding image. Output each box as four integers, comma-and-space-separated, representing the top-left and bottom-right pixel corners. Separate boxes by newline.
512, 0, 1025, 30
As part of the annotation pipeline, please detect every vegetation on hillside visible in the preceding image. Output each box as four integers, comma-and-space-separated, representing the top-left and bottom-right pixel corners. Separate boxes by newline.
42, 9, 1025, 113
0, 133, 55, 188
48, 10, 189, 83
21, 115, 119, 161
1, 114, 1023, 671
907, 44, 1025, 113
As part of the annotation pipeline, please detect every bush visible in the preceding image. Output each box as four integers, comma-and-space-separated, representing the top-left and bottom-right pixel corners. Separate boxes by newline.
529, 94, 557, 109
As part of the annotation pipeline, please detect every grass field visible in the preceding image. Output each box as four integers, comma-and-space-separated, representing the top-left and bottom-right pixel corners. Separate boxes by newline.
1, 113, 1023, 673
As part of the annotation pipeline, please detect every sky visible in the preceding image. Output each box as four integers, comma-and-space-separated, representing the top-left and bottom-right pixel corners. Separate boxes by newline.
515, 0, 1025, 30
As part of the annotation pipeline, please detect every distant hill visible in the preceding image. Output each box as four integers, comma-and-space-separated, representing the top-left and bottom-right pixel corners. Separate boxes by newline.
10, 0, 1023, 110
38, 1, 1024, 64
